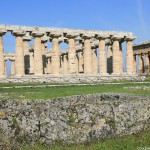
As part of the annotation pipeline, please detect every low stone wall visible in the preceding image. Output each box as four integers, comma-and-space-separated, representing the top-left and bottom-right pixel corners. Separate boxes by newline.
0, 74, 145, 83
0, 93, 150, 149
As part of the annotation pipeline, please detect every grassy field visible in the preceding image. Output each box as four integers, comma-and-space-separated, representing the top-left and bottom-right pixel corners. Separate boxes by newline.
0, 82, 150, 99
21, 130, 150, 150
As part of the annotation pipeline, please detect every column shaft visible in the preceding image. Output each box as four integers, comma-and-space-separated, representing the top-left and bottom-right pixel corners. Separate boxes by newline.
99, 39, 107, 75
133, 55, 137, 74
34, 37, 43, 75
29, 51, 34, 74
0, 35, 5, 77
42, 42, 47, 74
79, 52, 84, 73
126, 40, 134, 74
107, 45, 113, 74
11, 60, 15, 75
15, 36, 24, 76
119, 42, 123, 74
51, 37, 60, 74
112, 40, 120, 74
92, 49, 97, 74
84, 39, 92, 74
138, 55, 143, 74
63, 54, 68, 74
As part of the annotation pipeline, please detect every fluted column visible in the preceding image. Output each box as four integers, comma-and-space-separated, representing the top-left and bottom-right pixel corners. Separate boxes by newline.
83, 34, 93, 74
75, 53, 79, 73
92, 47, 97, 74
12, 30, 26, 77
133, 54, 137, 74
32, 31, 45, 75
119, 42, 123, 74
125, 36, 136, 75
63, 54, 68, 74
112, 36, 122, 75
51, 33, 61, 75
66, 34, 77, 74
23, 35, 32, 74
0, 30, 6, 78
138, 54, 143, 74
29, 50, 34, 74
46, 57, 52, 74
145, 53, 150, 73
98, 35, 108, 75
10, 59, 15, 75
79, 52, 84, 73
107, 44, 113, 74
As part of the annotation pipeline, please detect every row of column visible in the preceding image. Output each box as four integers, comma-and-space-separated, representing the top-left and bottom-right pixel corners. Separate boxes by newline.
0, 30, 136, 77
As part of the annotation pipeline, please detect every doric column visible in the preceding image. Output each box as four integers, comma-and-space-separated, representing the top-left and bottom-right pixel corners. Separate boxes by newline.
23, 35, 32, 74
12, 30, 26, 77
50, 33, 61, 75
4, 59, 7, 75
133, 54, 137, 74
10, 59, 15, 75
83, 34, 93, 74
138, 54, 143, 74
75, 53, 79, 73
63, 54, 68, 74
79, 52, 84, 73
92, 47, 97, 74
41, 35, 49, 74
46, 57, 52, 74
29, 49, 34, 74
98, 35, 108, 75
145, 53, 150, 73
0, 30, 6, 78
112, 36, 122, 75
66, 34, 78, 74
31, 31, 45, 75
125, 36, 136, 75
119, 41, 123, 74
107, 44, 113, 74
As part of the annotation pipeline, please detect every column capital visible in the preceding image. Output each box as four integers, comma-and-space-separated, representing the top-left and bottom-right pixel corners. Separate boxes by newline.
97, 34, 109, 40
82, 33, 94, 39
50, 32, 62, 38
31, 31, 45, 37
125, 36, 136, 41
0, 30, 6, 36
66, 33, 79, 38
41, 35, 50, 42
12, 30, 26, 36
22, 35, 32, 41
111, 35, 124, 41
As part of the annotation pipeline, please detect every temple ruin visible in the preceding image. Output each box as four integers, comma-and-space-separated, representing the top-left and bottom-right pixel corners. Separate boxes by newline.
0, 24, 139, 82
133, 41, 150, 75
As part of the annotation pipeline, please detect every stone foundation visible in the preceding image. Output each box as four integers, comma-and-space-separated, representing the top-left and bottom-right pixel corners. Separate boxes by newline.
0, 93, 150, 149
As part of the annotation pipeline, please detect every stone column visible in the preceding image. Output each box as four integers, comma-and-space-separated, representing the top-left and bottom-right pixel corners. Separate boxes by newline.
125, 36, 136, 75
92, 47, 97, 74
66, 34, 77, 74
0, 30, 6, 78
145, 53, 150, 73
107, 44, 113, 74
63, 54, 68, 74
12, 30, 26, 77
79, 51, 84, 73
46, 57, 52, 74
119, 41, 123, 74
41, 36, 49, 74
75, 53, 79, 73
112, 36, 122, 75
50, 33, 61, 75
83, 34, 93, 74
23, 35, 32, 74
138, 54, 143, 74
4, 59, 7, 76
133, 54, 137, 74
98, 35, 108, 75
32, 31, 45, 75
10, 59, 15, 75
29, 49, 34, 74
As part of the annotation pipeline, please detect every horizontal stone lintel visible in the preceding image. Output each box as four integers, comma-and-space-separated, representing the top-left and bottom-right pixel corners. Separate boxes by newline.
0, 24, 134, 37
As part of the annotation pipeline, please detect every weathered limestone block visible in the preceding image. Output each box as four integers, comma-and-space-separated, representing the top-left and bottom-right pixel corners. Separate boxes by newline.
0, 30, 6, 77
0, 93, 149, 148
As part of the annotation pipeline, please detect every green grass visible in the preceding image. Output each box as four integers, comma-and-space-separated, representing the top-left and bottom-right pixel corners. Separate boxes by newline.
21, 130, 150, 150
0, 83, 150, 99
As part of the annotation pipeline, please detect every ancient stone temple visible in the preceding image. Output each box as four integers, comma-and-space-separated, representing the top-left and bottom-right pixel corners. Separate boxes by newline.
133, 41, 150, 75
0, 24, 138, 82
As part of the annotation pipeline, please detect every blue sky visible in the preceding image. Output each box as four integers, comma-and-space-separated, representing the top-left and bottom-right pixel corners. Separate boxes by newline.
0, 0, 149, 74
0, 0, 150, 43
